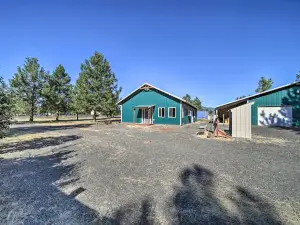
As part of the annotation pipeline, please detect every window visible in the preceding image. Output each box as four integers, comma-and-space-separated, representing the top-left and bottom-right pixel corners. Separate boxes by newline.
168, 107, 176, 118
158, 107, 165, 118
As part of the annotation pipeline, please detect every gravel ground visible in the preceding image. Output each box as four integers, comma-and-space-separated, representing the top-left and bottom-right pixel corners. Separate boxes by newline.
1, 122, 300, 224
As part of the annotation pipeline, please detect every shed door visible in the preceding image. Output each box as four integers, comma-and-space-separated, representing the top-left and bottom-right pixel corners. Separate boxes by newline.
257, 106, 292, 127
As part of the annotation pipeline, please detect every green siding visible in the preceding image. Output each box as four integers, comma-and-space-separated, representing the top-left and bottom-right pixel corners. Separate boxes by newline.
121, 89, 181, 125
249, 86, 300, 126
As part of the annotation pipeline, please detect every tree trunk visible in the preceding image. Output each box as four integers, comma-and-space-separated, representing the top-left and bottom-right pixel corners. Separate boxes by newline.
56, 110, 59, 121
93, 114, 96, 122
76, 113, 79, 121
30, 102, 34, 122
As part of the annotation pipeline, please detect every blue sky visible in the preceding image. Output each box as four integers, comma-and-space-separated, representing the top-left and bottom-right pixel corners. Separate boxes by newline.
0, 0, 299, 107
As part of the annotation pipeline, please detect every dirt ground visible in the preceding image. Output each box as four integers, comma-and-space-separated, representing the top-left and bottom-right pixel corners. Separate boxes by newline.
1, 122, 300, 224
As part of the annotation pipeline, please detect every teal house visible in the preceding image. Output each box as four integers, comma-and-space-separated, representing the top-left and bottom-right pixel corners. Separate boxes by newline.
216, 81, 300, 127
117, 83, 197, 125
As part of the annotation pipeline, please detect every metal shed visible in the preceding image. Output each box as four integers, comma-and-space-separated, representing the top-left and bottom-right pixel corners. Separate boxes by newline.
216, 81, 300, 127
229, 102, 254, 139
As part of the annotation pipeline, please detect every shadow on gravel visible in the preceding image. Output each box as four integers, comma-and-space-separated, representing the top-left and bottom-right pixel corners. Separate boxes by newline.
8, 124, 92, 137
0, 149, 283, 224
0, 135, 81, 154
170, 164, 282, 224
0, 150, 101, 224
104, 197, 156, 224
0, 147, 156, 224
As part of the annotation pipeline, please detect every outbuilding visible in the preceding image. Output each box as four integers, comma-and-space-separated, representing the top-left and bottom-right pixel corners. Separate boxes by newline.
117, 83, 197, 125
216, 81, 300, 127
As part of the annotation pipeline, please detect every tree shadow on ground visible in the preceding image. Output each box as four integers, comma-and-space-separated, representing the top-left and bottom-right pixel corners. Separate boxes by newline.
0, 135, 157, 225
8, 124, 93, 137
0, 135, 81, 154
169, 164, 282, 224
0, 152, 156, 225
0, 150, 102, 224
105, 197, 157, 225
0, 135, 284, 225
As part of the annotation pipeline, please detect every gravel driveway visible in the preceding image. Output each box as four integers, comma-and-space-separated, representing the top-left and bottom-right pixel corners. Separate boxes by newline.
1, 122, 300, 224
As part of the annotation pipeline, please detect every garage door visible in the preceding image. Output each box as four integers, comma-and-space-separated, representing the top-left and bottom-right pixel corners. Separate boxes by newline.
258, 106, 293, 127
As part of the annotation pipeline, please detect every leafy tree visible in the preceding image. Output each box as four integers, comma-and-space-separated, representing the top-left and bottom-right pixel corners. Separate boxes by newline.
78, 52, 122, 121
192, 97, 202, 110
183, 94, 191, 102
41, 64, 72, 120
10, 58, 45, 122
0, 76, 12, 138
296, 71, 300, 81
255, 77, 273, 93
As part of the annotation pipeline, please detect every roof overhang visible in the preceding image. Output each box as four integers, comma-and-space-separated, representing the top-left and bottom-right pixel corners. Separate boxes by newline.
133, 105, 155, 109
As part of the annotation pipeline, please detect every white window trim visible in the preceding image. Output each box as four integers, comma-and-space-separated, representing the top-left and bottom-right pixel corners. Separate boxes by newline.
158, 107, 165, 118
168, 107, 176, 118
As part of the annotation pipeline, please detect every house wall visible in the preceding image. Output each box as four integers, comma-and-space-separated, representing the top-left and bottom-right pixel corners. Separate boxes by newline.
182, 103, 198, 125
249, 86, 300, 126
121, 89, 181, 125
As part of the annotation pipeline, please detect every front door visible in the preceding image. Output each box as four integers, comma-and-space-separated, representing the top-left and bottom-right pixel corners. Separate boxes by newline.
142, 108, 152, 124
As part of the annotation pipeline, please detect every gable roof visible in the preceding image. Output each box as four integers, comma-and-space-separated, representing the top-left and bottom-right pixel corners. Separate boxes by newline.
117, 83, 198, 109
215, 81, 300, 109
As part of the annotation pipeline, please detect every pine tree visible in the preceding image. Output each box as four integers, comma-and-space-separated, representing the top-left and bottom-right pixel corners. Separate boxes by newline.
0, 76, 12, 138
192, 97, 202, 110
183, 94, 192, 103
10, 58, 45, 122
42, 64, 72, 120
183, 94, 202, 109
70, 81, 89, 120
296, 71, 300, 81
255, 77, 273, 93
79, 52, 121, 121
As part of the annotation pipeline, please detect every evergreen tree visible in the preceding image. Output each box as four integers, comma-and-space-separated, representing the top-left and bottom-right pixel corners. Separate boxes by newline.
10, 58, 45, 122
0, 76, 12, 138
192, 97, 202, 110
183, 94, 202, 109
11, 94, 29, 115
183, 94, 192, 102
42, 64, 72, 120
296, 71, 300, 81
70, 81, 89, 120
255, 77, 273, 93
236, 95, 247, 100
79, 52, 121, 121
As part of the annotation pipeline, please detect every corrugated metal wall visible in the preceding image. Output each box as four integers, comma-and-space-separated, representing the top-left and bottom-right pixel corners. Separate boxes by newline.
230, 102, 253, 139
249, 86, 300, 126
